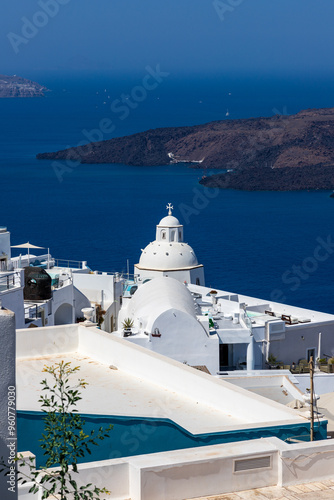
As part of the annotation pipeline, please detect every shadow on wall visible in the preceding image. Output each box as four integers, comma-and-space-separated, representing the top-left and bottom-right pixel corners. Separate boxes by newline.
54, 303, 73, 325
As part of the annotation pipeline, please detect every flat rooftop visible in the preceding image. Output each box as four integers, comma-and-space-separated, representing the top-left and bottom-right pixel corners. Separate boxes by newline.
188, 283, 334, 326
17, 352, 246, 435
16, 324, 309, 438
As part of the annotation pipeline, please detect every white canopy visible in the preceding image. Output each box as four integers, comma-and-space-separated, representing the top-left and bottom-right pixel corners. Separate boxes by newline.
11, 242, 45, 249
11, 242, 46, 266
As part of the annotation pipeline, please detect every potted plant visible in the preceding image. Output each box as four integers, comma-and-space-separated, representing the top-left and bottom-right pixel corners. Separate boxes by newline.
122, 318, 134, 337
317, 358, 327, 370
328, 357, 334, 373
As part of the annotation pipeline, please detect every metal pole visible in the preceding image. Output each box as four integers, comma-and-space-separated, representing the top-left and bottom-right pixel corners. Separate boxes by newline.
310, 355, 314, 441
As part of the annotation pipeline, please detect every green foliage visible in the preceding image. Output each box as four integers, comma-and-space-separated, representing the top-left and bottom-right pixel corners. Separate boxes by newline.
328, 357, 334, 365
2, 361, 113, 500
122, 318, 134, 329
268, 353, 277, 364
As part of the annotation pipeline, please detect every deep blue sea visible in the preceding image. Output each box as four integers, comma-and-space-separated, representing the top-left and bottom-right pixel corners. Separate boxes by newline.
1, 71, 334, 313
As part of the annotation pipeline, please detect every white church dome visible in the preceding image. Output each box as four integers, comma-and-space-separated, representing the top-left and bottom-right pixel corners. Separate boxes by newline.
139, 240, 198, 271
134, 203, 204, 285
129, 276, 197, 319
158, 215, 181, 227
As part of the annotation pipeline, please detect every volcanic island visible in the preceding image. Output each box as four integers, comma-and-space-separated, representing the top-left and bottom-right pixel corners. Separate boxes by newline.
37, 107, 334, 191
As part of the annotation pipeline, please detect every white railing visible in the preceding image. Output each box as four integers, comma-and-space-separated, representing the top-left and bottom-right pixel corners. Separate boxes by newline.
52, 274, 73, 289
54, 259, 87, 269
11, 254, 55, 269
0, 271, 21, 292
24, 304, 41, 321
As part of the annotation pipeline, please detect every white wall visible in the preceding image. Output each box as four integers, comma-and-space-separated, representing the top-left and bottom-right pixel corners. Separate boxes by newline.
52, 283, 74, 325
278, 438, 334, 486
16, 324, 79, 359
294, 373, 334, 395
73, 273, 124, 332
125, 309, 219, 374
0, 229, 12, 262
73, 286, 91, 320
270, 322, 334, 365
17, 440, 278, 500
150, 309, 218, 371
18, 436, 334, 500
226, 375, 304, 402
73, 273, 116, 304
0, 286, 25, 329
134, 266, 205, 286
128, 440, 279, 500
0, 308, 17, 500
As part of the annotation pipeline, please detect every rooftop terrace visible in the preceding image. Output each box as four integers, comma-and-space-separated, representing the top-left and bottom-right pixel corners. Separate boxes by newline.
16, 324, 311, 443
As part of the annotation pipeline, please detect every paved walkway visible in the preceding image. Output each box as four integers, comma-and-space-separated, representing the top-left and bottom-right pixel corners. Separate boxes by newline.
189, 479, 334, 499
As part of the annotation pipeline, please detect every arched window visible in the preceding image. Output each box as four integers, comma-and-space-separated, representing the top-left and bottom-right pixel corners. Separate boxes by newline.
161, 231, 166, 240
179, 231, 182, 240
171, 230, 176, 241
196, 278, 200, 285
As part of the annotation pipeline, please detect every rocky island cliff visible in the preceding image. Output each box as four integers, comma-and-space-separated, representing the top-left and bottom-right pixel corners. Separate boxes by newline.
0, 75, 47, 97
37, 107, 334, 190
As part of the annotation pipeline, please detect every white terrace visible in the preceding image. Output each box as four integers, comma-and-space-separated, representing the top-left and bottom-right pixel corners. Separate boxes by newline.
16, 324, 304, 434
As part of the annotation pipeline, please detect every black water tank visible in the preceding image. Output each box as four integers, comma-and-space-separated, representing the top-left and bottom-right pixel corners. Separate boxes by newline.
24, 267, 52, 301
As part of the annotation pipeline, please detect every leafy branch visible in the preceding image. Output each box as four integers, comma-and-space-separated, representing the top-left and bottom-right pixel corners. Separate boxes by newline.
1, 361, 113, 500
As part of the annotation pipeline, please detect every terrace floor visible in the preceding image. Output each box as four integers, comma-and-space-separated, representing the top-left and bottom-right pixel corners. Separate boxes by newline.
189, 478, 334, 500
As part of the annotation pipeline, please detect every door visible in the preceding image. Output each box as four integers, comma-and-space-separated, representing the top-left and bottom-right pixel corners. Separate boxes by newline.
219, 344, 229, 369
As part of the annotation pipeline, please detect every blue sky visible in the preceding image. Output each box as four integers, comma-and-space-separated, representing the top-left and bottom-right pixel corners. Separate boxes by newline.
1, 0, 334, 77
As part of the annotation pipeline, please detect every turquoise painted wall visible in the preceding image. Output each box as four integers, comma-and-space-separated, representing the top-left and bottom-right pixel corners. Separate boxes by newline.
18, 411, 327, 467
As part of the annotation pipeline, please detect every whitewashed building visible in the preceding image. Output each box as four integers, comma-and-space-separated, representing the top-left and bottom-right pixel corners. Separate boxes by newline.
116, 205, 334, 375
0, 226, 114, 330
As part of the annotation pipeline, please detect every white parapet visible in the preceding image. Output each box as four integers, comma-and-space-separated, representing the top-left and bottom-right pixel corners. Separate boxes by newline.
17, 437, 334, 499
0, 307, 16, 500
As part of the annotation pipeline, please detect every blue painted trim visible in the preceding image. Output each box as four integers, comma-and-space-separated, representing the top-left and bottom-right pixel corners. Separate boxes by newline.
17, 411, 328, 467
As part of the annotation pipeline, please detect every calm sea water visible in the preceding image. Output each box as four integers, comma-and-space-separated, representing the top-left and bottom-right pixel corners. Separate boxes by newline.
1, 72, 334, 313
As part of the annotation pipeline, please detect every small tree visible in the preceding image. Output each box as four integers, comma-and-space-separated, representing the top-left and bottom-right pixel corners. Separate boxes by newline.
2, 361, 112, 499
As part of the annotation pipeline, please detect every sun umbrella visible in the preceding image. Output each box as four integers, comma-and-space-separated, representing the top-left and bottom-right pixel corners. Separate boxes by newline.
11, 242, 45, 265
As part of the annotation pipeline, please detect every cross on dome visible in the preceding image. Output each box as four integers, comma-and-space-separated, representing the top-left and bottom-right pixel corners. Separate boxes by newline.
166, 203, 173, 216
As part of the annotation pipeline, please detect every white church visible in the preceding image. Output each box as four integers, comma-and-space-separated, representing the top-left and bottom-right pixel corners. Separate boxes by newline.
116, 204, 334, 375
134, 203, 205, 286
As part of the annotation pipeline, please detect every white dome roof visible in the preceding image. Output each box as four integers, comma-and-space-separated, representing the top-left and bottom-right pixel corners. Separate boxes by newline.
138, 240, 199, 270
158, 215, 181, 227
129, 276, 197, 319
